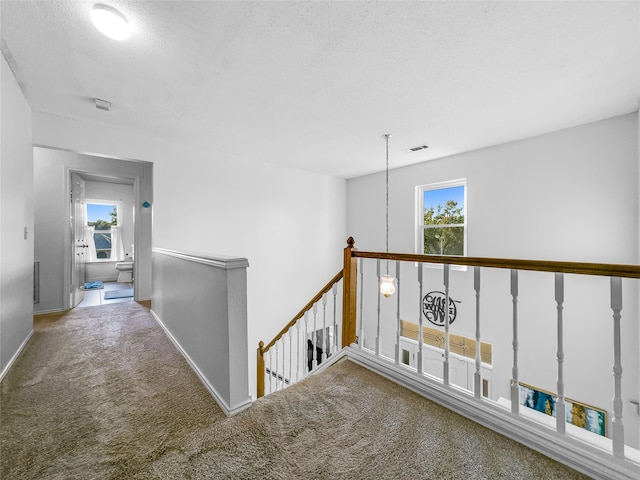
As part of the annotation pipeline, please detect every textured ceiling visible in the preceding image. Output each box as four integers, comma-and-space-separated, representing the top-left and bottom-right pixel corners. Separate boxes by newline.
1, 1, 638, 178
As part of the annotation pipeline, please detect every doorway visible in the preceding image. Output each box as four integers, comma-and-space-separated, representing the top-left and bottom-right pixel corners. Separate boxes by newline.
33, 146, 152, 315
67, 171, 137, 309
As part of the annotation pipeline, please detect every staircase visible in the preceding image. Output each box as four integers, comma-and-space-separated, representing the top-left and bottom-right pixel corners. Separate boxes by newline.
257, 237, 640, 480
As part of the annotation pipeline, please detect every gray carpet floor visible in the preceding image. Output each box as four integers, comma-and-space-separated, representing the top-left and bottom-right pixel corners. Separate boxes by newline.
1, 302, 592, 479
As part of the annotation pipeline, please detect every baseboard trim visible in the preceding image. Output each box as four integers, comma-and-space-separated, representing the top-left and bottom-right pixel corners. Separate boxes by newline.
345, 346, 639, 480
136, 299, 151, 309
310, 348, 347, 376
0, 329, 34, 382
149, 309, 251, 417
34, 308, 66, 316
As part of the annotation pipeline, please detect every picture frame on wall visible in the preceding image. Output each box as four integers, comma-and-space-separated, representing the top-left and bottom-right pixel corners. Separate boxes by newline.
518, 382, 607, 437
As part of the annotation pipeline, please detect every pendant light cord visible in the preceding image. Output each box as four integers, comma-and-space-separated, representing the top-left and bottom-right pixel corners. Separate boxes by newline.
383, 134, 391, 274
385, 135, 389, 254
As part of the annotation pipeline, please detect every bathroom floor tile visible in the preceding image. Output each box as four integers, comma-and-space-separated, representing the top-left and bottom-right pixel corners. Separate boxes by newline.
76, 282, 134, 308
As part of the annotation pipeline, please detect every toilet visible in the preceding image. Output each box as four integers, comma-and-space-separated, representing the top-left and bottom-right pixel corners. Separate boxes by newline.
115, 261, 134, 283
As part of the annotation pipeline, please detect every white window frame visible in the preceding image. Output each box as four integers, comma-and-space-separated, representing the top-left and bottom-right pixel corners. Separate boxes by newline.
86, 200, 122, 261
415, 179, 467, 259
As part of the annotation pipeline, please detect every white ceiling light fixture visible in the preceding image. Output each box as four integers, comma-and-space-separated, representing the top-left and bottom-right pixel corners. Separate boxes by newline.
91, 4, 131, 41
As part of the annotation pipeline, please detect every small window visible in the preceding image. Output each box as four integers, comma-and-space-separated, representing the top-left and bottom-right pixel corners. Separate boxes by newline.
416, 180, 466, 256
87, 202, 118, 259
401, 349, 410, 366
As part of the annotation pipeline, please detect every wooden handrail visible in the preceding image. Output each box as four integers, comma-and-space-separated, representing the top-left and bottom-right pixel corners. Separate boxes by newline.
258, 237, 640, 402
261, 270, 344, 353
352, 251, 640, 279
257, 269, 344, 398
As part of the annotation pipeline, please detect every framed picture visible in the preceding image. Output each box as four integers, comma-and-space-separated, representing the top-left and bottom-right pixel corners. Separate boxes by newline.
566, 398, 607, 436
518, 382, 607, 437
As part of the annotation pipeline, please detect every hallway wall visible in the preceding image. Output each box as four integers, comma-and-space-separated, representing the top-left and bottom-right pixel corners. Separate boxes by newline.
31, 111, 347, 399
0, 53, 33, 376
347, 113, 639, 447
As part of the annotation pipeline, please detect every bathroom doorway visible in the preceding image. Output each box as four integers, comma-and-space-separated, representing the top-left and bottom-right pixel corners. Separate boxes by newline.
69, 171, 136, 308
33, 146, 153, 315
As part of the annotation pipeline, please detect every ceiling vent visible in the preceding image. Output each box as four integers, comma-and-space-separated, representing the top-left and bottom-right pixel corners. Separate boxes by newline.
410, 145, 429, 152
95, 98, 111, 111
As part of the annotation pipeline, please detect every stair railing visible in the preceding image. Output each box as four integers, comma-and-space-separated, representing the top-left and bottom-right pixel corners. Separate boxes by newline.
256, 236, 640, 477
341, 236, 640, 467
257, 270, 344, 398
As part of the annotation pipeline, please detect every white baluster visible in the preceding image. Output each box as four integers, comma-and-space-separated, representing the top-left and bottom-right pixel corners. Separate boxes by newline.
289, 328, 293, 388
474, 266, 482, 399
282, 334, 286, 388
610, 276, 625, 458
321, 293, 327, 363
376, 259, 382, 356
510, 269, 519, 415
268, 348, 273, 394
417, 262, 424, 375
283, 337, 287, 387
304, 311, 309, 376
332, 283, 338, 354
555, 272, 566, 434
359, 259, 364, 349
279, 339, 284, 389
443, 264, 450, 386
296, 319, 301, 381
313, 302, 318, 369
275, 340, 280, 391
395, 261, 401, 365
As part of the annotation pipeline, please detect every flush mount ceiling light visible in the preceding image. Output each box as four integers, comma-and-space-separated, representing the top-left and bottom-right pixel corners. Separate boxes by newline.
91, 4, 130, 40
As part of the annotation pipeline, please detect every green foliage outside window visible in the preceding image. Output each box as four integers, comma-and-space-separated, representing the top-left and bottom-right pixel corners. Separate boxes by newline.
423, 200, 464, 256
88, 206, 117, 230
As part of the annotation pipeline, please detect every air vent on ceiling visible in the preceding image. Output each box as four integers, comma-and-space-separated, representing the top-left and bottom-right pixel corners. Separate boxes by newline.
410, 145, 429, 152
95, 98, 111, 111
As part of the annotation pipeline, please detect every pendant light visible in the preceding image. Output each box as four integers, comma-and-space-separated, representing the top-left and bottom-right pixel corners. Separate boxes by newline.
380, 134, 395, 298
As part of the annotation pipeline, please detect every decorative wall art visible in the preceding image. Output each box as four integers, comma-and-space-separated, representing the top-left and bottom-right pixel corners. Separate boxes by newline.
422, 290, 460, 327
518, 382, 607, 437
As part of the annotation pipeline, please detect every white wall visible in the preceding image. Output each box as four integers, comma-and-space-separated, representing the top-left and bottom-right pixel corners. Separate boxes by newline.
0, 53, 33, 376
152, 249, 251, 415
31, 111, 347, 399
33, 148, 153, 312
347, 113, 639, 447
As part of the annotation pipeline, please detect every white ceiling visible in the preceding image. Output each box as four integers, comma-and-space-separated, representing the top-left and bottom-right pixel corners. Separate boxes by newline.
2, 1, 638, 179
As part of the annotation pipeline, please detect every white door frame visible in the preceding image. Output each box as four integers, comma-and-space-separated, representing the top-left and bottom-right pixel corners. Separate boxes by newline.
63, 167, 142, 310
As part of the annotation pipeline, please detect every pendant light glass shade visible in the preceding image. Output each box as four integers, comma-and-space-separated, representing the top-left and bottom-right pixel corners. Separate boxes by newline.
380, 274, 396, 298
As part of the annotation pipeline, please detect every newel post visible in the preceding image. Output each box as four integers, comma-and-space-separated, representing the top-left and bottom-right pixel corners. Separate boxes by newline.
342, 237, 358, 347
257, 341, 265, 399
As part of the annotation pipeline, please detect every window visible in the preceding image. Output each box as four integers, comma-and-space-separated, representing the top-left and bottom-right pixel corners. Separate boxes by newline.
401, 349, 410, 366
417, 180, 466, 256
87, 202, 119, 259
